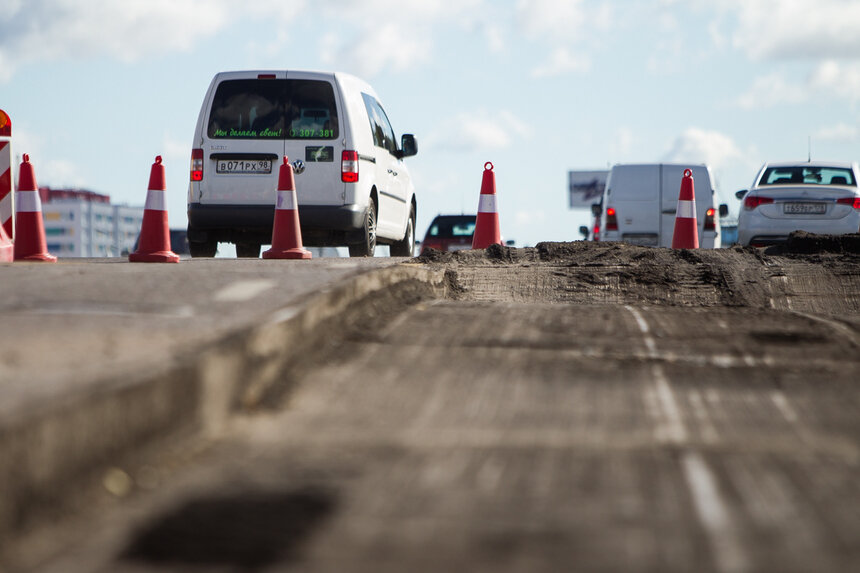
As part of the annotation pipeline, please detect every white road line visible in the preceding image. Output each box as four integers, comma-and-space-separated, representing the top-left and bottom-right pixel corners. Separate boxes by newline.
213, 279, 276, 302
683, 452, 750, 573
625, 305, 749, 573
771, 391, 798, 423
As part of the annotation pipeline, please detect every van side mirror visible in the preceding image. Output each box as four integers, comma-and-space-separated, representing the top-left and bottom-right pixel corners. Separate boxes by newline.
718, 204, 729, 217
735, 189, 747, 200
399, 134, 417, 158
579, 225, 590, 238
591, 204, 602, 217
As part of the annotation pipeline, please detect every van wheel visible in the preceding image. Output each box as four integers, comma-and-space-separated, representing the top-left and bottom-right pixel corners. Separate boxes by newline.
236, 242, 261, 258
349, 200, 377, 257
390, 206, 415, 257
189, 239, 217, 258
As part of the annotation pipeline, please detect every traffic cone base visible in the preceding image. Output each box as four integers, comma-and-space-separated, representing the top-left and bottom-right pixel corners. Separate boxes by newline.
130, 156, 179, 263
472, 161, 502, 250
13, 154, 56, 262
263, 157, 312, 260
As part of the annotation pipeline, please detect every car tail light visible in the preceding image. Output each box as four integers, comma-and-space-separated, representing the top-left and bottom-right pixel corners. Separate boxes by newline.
257, 74, 276, 79
836, 197, 860, 209
704, 207, 716, 231
606, 207, 618, 231
744, 195, 774, 210
190, 148, 204, 181
420, 238, 444, 253
342, 150, 359, 183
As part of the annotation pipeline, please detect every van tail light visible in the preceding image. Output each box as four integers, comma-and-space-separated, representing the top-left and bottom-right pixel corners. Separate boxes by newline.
704, 207, 716, 231
342, 150, 359, 183
836, 197, 860, 209
593, 223, 600, 241
190, 148, 204, 181
744, 195, 774, 210
606, 207, 618, 231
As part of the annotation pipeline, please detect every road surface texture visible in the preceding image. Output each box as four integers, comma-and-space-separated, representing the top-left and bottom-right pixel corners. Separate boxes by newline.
2, 233, 859, 572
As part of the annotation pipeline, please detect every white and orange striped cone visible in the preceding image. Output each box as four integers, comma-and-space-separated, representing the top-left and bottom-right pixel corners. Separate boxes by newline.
0, 218, 12, 262
471, 161, 502, 250
13, 154, 56, 262
129, 156, 179, 263
671, 168, 699, 249
263, 157, 311, 260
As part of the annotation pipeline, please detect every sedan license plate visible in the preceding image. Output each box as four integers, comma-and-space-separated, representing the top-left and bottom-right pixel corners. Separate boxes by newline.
216, 159, 272, 174
783, 202, 826, 215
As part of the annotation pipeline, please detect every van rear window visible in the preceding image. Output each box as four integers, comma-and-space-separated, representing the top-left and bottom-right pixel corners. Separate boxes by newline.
207, 79, 339, 140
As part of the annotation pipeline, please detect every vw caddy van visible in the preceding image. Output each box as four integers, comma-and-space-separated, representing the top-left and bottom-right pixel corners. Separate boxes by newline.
594, 163, 726, 248
187, 70, 418, 257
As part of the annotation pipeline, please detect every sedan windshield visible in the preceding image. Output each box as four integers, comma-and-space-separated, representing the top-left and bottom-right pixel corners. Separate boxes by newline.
759, 166, 856, 186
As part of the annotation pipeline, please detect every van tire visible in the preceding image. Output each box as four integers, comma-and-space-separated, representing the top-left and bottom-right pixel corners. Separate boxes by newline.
236, 242, 261, 258
390, 206, 415, 257
348, 200, 377, 257
189, 239, 217, 258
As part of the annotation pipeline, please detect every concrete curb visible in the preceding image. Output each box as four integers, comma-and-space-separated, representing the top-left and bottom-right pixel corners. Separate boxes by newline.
0, 263, 447, 541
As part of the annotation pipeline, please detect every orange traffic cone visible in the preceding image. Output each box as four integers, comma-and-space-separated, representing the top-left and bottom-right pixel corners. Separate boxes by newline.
130, 156, 179, 263
263, 157, 311, 260
13, 154, 56, 262
671, 168, 699, 249
471, 161, 502, 250
0, 219, 11, 262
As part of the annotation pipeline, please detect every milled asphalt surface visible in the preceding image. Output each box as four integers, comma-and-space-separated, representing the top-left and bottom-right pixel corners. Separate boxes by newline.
1, 243, 859, 572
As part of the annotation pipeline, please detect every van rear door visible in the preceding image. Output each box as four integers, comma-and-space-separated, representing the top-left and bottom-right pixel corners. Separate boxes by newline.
201, 73, 286, 206
611, 166, 660, 246
283, 71, 344, 207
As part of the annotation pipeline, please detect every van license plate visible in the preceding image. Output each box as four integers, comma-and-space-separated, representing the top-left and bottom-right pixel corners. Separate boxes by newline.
216, 160, 273, 174
784, 202, 826, 215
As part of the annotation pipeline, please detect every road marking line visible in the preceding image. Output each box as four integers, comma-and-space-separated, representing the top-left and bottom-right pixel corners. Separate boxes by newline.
770, 391, 798, 423
626, 305, 749, 573
683, 452, 750, 573
213, 279, 276, 302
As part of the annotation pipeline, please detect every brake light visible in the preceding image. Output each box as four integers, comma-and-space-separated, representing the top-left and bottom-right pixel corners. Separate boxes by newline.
342, 150, 359, 183
836, 197, 860, 209
190, 148, 203, 181
257, 74, 276, 79
744, 195, 774, 210
704, 207, 716, 231
606, 207, 618, 231
593, 223, 600, 242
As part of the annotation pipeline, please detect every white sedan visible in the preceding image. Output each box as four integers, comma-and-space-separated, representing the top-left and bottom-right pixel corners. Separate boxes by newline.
737, 160, 860, 247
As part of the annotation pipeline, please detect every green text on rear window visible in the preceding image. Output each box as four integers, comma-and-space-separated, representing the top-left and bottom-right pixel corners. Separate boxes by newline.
207, 79, 339, 140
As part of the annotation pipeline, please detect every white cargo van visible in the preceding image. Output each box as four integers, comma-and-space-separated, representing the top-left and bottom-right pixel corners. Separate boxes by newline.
187, 70, 418, 257
595, 163, 725, 248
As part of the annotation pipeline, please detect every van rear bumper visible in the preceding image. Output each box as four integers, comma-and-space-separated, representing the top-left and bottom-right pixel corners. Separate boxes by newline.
187, 203, 366, 245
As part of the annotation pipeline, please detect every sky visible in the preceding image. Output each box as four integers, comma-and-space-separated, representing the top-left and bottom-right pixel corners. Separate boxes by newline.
2, 0, 860, 250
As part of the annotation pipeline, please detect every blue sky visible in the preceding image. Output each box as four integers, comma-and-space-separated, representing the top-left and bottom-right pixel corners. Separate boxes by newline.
2, 0, 860, 248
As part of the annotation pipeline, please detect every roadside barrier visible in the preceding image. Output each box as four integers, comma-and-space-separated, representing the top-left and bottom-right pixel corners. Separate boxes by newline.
262, 157, 311, 260
671, 168, 699, 249
129, 156, 180, 263
471, 161, 502, 249
13, 154, 56, 262
0, 217, 11, 262
1, 108, 14, 240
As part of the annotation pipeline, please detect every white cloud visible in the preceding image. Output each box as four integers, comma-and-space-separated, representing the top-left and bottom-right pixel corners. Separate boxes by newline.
610, 127, 635, 158
735, 73, 809, 109
721, 0, 860, 60
517, 0, 587, 41
808, 60, 860, 102
424, 109, 531, 152
531, 48, 591, 78
736, 61, 860, 109
662, 128, 743, 171
814, 123, 859, 143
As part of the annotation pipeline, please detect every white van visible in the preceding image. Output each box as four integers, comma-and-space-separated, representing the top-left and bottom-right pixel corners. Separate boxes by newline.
594, 163, 725, 248
187, 70, 418, 257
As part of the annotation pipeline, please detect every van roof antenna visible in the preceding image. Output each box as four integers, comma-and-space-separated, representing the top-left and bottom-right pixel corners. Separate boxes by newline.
808, 136, 812, 162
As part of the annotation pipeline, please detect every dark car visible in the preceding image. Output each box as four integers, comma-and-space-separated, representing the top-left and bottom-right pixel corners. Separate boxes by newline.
419, 214, 476, 254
